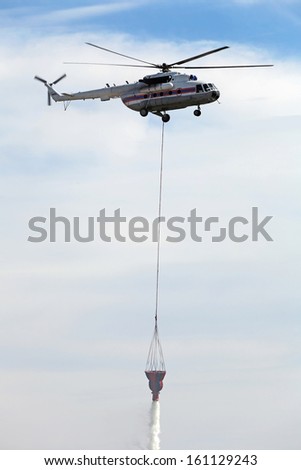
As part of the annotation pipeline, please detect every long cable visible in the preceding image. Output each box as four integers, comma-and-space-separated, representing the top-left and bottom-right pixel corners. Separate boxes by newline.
154, 122, 165, 329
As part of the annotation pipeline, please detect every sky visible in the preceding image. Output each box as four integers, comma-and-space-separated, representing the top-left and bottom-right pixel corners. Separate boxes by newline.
0, 0, 301, 450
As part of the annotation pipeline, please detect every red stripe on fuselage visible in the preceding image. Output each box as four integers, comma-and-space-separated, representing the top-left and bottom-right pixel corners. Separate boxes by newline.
122, 86, 196, 104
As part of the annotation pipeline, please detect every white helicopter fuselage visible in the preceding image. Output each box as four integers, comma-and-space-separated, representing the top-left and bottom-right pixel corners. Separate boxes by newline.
121, 72, 220, 113
48, 71, 220, 118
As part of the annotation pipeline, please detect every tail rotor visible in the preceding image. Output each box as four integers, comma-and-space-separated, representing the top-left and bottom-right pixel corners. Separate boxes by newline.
34, 74, 66, 105
34, 76, 47, 84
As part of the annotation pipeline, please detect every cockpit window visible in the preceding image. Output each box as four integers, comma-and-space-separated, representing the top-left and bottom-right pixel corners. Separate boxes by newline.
203, 83, 216, 92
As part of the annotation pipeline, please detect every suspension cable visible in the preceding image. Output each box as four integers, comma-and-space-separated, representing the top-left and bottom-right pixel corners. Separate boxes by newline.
154, 122, 165, 330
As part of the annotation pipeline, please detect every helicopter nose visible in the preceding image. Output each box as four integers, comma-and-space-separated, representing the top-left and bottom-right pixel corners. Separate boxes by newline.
212, 90, 220, 100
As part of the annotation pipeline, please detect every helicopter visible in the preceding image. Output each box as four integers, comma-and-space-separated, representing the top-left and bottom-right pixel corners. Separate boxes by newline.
35, 43, 273, 122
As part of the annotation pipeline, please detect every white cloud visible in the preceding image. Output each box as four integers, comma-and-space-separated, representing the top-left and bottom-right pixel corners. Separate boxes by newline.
0, 1, 148, 30
36, 1, 146, 23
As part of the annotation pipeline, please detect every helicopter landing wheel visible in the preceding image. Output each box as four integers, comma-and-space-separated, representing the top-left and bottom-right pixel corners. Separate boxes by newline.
140, 109, 148, 117
162, 113, 170, 123
194, 108, 201, 117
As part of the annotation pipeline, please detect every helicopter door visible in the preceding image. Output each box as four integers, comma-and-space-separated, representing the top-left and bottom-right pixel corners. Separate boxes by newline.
150, 92, 164, 108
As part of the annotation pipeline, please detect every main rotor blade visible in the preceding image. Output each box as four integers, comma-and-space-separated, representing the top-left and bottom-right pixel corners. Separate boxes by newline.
85, 42, 158, 67
64, 61, 157, 68
173, 64, 274, 69
168, 46, 230, 67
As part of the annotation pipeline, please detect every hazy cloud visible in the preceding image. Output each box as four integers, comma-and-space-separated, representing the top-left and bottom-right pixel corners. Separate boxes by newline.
36, 2, 146, 23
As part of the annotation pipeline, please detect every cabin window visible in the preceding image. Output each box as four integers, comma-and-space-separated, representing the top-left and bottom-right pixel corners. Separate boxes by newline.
177, 89, 182, 94
144, 94, 147, 99
152, 93, 157, 97
168, 91, 173, 95
160, 92, 164, 96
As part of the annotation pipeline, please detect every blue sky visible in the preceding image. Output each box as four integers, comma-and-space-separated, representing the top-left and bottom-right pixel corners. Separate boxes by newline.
1, 0, 301, 57
1, 0, 301, 451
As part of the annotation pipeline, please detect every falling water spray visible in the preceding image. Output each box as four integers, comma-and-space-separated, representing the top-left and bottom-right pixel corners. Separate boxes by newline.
148, 401, 161, 450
